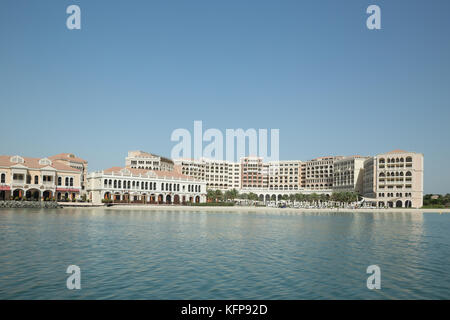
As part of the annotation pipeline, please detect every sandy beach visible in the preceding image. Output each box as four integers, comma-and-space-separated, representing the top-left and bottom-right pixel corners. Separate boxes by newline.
102, 204, 450, 214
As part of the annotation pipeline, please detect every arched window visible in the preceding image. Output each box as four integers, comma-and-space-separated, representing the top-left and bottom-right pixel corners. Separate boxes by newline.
118, 180, 121, 188
70, 178, 73, 186
34, 176, 39, 184
0, 173, 5, 183
114, 180, 117, 188
406, 171, 412, 176
104, 179, 108, 187
65, 177, 69, 186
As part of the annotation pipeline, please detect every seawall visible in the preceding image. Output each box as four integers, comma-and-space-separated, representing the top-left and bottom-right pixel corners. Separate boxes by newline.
0, 201, 62, 209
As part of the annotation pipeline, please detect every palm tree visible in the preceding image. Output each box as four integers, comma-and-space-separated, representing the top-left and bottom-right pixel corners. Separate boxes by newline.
206, 189, 216, 202
229, 188, 239, 200
224, 190, 232, 200
239, 193, 249, 200
214, 190, 223, 202
248, 192, 259, 201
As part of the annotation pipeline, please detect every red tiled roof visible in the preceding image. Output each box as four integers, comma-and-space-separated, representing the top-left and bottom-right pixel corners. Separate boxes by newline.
49, 153, 88, 164
0, 155, 81, 172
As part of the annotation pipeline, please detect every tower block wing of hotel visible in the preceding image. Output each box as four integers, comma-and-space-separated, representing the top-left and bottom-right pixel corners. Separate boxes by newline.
362, 150, 424, 208
126, 151, 174, 172
174, 150, 424, 208
0, 155, 82, 201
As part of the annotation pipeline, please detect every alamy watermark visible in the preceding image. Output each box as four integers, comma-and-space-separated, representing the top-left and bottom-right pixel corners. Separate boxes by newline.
64, 5, 381, 31
66, 265, 81, 290
366, 265, 381, 290
170, 121, 280, 162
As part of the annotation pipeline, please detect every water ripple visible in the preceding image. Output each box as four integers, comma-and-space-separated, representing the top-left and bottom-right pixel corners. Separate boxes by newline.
0, 208, 449, 299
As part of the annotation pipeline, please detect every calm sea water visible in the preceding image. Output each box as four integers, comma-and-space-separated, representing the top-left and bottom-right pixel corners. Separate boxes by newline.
0, 208, 449, 300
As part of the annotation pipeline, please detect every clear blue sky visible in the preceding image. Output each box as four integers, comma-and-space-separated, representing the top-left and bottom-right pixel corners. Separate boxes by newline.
1, 0, 449, 193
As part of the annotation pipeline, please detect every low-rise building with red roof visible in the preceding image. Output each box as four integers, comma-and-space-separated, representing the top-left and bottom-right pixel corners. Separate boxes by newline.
0, 155, 82, 201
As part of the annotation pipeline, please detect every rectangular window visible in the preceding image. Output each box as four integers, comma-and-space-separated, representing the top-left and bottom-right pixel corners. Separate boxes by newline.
13, 174, 24, 181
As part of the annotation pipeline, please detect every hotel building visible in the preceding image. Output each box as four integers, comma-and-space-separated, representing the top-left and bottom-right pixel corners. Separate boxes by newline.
332, 156, 369, 193
268, 160, 302, 192
175, 150, 424, 208
87, 167, 206, 205
362, 150, 424, 208
126, 150, 174, 171
174, 158, 242, 191
49, 153, 88, 195
87, 152, 206, 205
1, 149, 424, 207
241, 156, 266, 190
304, 156, 344, 191
0, 155, 82, 201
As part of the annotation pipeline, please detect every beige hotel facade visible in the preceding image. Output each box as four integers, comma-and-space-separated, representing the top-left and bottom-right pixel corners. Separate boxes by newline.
362, 150, 424, 208
0, 155, 83, 201
174, 149, 424, 208
87, 152, 207, 205
1, 149, 424, 208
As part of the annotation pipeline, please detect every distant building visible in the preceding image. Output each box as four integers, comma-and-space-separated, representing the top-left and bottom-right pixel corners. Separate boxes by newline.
87, 166, 206, 205
241, 156, 266, 190
333, 156, 370, 193
304, 156, 344, 191
174, 158, 241, 191
267, 160, 302, 192
150, 149, 425, 208
0, 155, 82, 201
362, 150, 424, 208
126, 151, 174, 172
